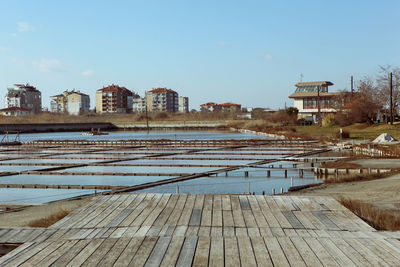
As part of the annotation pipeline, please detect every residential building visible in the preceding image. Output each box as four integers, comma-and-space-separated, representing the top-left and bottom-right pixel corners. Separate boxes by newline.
50, 94, 66, 113
289, 81, 340, 122
220, 103, 241, 113
0, 107, 30, 116
146, 88, 178, 112
178, 96, 189, 113
50, 90, 90, 115
200, 102, 222, 113
67, 91, 90, 115
132, 97, 147, 113
200, 102, 241, 113
96, 85, 138, 113
5, 84, 41, 114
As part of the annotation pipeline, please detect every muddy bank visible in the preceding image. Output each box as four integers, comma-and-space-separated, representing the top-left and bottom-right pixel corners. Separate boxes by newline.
0, 123, 116, 134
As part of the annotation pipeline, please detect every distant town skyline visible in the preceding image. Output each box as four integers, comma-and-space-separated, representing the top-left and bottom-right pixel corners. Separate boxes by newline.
0, 0, 399, 110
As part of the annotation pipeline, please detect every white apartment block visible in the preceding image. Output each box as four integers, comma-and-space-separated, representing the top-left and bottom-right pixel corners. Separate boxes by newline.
50, 90, 90, 115
146, 88, 178, 112
178, 96, 189, 113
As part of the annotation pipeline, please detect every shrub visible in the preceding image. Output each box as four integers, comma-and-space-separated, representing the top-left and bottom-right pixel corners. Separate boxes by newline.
322, 114, 335, 127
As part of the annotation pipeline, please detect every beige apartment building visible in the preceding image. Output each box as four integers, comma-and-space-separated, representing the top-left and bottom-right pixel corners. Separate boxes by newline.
50, 90, 90, 115
96, 85, 136, 113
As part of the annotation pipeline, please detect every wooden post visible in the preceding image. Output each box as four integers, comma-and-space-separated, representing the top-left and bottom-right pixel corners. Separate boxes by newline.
272, 188, 275, 195
280, 188, 283, 194
291, 177, 293, 187
176, 185, 179, 194
390, 72, 393, 125
267, 170, 270, 178
248, 182, 250, 194
245, 171, 249, 177
284, 169, 287, 178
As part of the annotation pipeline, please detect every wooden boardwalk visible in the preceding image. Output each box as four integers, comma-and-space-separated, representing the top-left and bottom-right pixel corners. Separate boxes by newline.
1, 194, 400, 266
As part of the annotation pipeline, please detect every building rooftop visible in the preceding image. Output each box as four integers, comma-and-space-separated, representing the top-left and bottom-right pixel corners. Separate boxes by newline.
220, 102, 241, 107
14, 83, 38, 91
294, 81, 334, 93
0, 107, 30, 112
97, 85, 130, 92
149, 87, 177, 94
289, 91, 342, 98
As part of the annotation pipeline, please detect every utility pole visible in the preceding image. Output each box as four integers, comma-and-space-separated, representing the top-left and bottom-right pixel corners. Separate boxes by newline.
351, 76, 354, 95
317, 85, 321, 126
390, 72, 393, 125
145, 91, 150, 133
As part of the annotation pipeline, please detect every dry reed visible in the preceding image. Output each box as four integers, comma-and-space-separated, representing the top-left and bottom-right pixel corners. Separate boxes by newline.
27, 208, 70, 228
340, 198, 400, 230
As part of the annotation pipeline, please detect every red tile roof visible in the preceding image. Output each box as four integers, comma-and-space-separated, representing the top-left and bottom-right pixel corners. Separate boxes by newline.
201, 102, 219, 107
150, 88, 177, 94
220, 103, 241, 107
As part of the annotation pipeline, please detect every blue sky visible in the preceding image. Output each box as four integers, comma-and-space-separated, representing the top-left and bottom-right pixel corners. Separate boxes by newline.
0, 0, 399, 110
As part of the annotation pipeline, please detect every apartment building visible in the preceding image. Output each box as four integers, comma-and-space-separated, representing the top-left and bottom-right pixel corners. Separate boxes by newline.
132, 97, 147, 113
50, 90, 90, 115
178, 96, 189, 113
200, 102, 241, 113
96, 85, 138, 113
146, 88, 178, 112
5, 84, 42, 114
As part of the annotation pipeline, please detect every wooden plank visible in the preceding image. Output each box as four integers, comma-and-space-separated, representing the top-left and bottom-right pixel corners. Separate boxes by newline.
344, 238, 391, 266
247, 195, 269, 227
271, 211, 292, 228
282, 210, 305, 229
263, 237, 290, 267
129, 236, 158, 267
134, 226, 151, 237
160, 236, 185, 267
210, 227, 223, 237
329, 237, 372, 266
223, 226, 235, 237
303, 237, 339, 267
176, 236, 198, 267
221, 195, 232, 210
283, 228, 298, 237
255, 195, 280, 228
198, 226, 211, 237
212, 209, 223, 227
292, 210, 316, 229
3, 241, 55, 267
107, 209, 134, 228
65, 238, 105, 267
189, 209, 202, 226
235, 227, 248, 237
146, 226, 162, 237
80, 238, 118, 267
144, 236, 171, 267
312, 211, 340, 231
356, 237, 400, 265
166, 194, 188, 226
277, 236, 306, 267
173, 226, 187, 237
192, 236, 210, 267
45, 239, 91, 267
37, 240, 79, 267
248, 227, 261, 237
238, 195, 251, 210
0, 242, 36, 266
259, 227, 273, 237
290, 237, 322, 266
230, 195, 246, 227
317, 237, 356, 266
142, 194, 172, 227
224, 237, 240, 266
178, 195, 197, 226
242, 210, 258, 228
237, 236, 257, 266
194, 194, 205, 210
158, 226, 175, 237
200, 194, 213, 226
250, 236, 273, 266
131, 194, 163, 227
0, 229, 22, 243
120, 194, 155, 227
222, 210, 234, 227
153, 194, 179, 226
185, 226, 199, 236
113, 237, 145, 266
270, 227, 285, 237
209, 236, 224, 267
97, 237, 132, 266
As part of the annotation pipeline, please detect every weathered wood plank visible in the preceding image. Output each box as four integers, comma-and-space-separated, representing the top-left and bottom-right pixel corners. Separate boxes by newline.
209, 236, 224, 267
263, 237, 290, 267
80, 238, 118, 267
277, 236, 307, 267
176, 236, 198, 267
160, 236, 185, 267
192, 236, 210, 267
113, 237, 145, 266
97, 237, 132, 266
128, 236, 158, 267
224, 237, 240, 266
250, 236, 273, 266
290, 237, 322, 266
144, 236, 171, 267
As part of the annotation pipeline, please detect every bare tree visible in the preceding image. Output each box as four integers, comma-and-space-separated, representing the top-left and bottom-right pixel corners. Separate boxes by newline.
376, 65, 400, 120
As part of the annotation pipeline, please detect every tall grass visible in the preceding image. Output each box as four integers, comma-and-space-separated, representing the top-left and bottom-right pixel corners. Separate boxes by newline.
340, 198, 400, 230
27, 208, 70, 227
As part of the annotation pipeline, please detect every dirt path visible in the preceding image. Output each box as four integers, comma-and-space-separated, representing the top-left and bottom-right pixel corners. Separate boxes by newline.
288, 173, 400, 215
0, 197, 90, 228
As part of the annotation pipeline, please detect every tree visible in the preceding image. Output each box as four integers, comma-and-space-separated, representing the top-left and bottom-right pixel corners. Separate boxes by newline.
376, 65, 400, 121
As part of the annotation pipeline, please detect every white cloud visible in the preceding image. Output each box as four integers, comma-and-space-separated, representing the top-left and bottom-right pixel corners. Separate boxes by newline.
216, 41, 229, 47
264, 53, 273, 60
11, 57, 26, 66
82, 69, 95, 76
0, 46, 8, 51
18, 22, 34, 32
10, 33, 17, 37
33, 59, 67, 72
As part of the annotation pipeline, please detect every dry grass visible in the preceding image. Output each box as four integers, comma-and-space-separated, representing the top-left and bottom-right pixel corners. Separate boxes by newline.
323, 170, 400, 184
27, 208, 70, 228
340, 198, 400, 230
